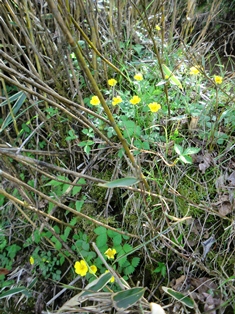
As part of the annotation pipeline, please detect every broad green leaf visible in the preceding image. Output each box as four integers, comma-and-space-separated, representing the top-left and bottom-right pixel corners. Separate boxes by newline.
94, 226, 107, 235
98, 177, 139, 188
112, 287, 145, 310
183, 147, 201, 155
174, 144, 184, 156
179, 155, 192, 164
81, 272, 112, 297
96, 233, 107, 247
162, 64, 183, 90
162, 287, 194, 308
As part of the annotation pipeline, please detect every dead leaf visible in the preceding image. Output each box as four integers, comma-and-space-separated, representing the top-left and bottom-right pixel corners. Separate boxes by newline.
219, 201, 232, 216
201, 235, 216, 260
171, 275, 186, 290
198, 152, 213, 173
190, 277, 217, 294
215, 174, 227, 193
227, 171, 235, 186
0, 268, 10, 275
189, 116, 199, 130
203, 292, 221, 314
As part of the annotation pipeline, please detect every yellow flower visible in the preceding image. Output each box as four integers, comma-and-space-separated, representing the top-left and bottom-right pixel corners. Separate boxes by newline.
134, 73, 143, 81
74, 260, 88, 276
112, 96, 123, 106
105, 270, 115, 283
155, 25, 161, 31
148, 102, 161, 113
108, 78, 117, 86
165, 75, 169, 79
189, 66, 200, 75
104, 248, 117, 260
130, 95, 141, 105
29, 256, 34, 265
89, 265, 97, 274
90, 96, 100, 106
214, 75, 223, 84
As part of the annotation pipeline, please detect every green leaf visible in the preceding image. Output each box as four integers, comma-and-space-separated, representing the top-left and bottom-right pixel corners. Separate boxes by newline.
179, 155, 192, 164
112, 234, 122, 246
162, 64, 183, 90
72, 185, 82, 196
131, 257, 140, 268
174, 144, 183, 155
96, 233, 107, 247
98, 177, 139, 188
162, 287, 194, 308
183, 147, 201, 155
0, 91, 27, 132
123, 243, 133, 253
94, 226, 107, 235
75, 200, 84, 212
112, 287, 145, 311
0, 287, 29, 300
57, 272, 113, 312
124, 265, 135, 275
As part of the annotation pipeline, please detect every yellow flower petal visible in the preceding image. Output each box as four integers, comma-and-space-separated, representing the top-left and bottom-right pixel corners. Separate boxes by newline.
189, 66, 200, 75
112, 96, 123, 106
108, 78, 117, 86
214, 75, 223, 84
148, 102, 161, 113
155, 25, 161, 31
90, 96, 100, 106
89, 265, 98, 274
134, 73, 143, 81
29, 256, 34, 265
104, 248, 117, 259
105, 270, 115, 283
130, 95, 141, 105
74, 260, 88, 276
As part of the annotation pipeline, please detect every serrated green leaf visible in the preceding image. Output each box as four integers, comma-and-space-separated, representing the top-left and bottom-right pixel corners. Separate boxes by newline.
131, 257, 140, 268
123, 243, 133, 253
75, 200, 84, 212
124, 265, 135, 275
96, 233, 107, 247
98, 177, 139, 188
162, 64, 183, 89
113, 234, 122, 246
112, 287, 145, 310
72, 185, 82, 196
162, 287, 194, 308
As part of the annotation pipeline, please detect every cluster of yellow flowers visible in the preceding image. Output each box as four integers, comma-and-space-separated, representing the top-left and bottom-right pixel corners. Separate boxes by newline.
189, 66, 223, 84
72, 248, 116, 280
89, 74, 162, 113
30, 247, 117, 280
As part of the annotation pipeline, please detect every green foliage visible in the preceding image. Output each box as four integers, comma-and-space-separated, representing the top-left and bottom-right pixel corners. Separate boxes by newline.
1, 0, 235, 312
153, 262, 167, 278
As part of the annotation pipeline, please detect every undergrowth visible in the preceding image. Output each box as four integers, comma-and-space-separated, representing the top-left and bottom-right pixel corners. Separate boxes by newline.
0, 0, 235, 313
